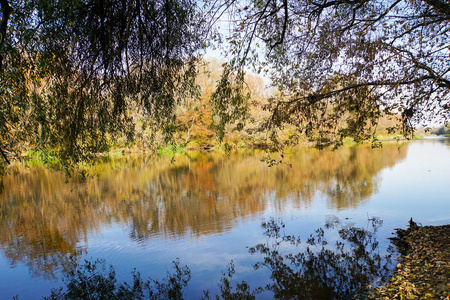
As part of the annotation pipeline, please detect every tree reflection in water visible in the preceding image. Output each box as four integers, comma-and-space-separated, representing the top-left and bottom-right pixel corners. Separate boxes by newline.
243, 217, 394, 299
44, 217, 394, 300
44, 259, 191, 300
0, 144, 406, 281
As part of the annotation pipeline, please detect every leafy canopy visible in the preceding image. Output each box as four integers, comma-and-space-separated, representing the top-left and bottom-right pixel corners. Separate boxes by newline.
0, 0, 208, 171
1, 0, 449, 171
210, 0, 450, 148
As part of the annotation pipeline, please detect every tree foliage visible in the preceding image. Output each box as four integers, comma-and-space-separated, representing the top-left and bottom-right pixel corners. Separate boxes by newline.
1, 0, 449, 172
0, 0, 208, 171
211, 0, 450, 147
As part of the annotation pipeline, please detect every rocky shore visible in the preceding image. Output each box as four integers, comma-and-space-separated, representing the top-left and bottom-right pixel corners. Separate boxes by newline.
369, 220, 450, 300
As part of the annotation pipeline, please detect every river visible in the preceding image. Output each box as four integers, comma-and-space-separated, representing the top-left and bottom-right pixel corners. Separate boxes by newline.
0, 138, 449, 299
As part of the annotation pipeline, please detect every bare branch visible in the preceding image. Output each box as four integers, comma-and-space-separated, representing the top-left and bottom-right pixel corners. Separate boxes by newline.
282, 76, 437, 105
270, 0, 288, 49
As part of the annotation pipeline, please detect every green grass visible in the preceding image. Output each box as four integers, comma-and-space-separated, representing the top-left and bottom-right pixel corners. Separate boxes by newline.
24, 149, 61, 168
108, 150, 124, 158
156, 145, 186, 156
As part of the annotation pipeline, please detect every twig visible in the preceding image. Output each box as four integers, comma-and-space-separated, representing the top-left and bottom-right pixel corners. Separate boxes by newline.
354, 277, 381, 296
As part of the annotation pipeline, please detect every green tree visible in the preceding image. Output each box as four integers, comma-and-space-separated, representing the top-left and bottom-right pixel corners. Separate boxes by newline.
0, 0, 208, 183
210, 0, 450, 148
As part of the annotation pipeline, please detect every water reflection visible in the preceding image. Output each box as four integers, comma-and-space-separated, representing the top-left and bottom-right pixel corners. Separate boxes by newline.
243, 217, 394, 299
42, 218, 393, 300
0, 144, 407, 279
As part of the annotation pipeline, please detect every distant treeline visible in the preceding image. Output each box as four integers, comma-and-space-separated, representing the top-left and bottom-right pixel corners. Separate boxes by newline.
98, 59, 408, 152
431, 125, 450, 136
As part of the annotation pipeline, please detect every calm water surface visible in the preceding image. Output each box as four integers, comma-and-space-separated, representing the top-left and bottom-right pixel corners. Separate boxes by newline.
0, 138, 449, 299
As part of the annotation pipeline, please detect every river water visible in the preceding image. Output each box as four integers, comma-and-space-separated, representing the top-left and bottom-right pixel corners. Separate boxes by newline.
0, 138, 449, 299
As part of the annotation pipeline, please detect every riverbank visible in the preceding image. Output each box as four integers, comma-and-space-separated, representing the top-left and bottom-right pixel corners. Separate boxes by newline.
369, 220, 450, 300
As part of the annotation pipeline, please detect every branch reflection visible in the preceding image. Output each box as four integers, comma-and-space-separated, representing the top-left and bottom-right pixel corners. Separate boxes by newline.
245, 217, 394, 299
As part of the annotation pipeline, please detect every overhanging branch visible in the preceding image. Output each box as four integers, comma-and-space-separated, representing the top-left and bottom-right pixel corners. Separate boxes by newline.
282, 76, 437, 105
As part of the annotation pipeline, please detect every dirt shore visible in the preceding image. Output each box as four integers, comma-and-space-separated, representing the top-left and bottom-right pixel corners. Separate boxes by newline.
369, 220, 450, 300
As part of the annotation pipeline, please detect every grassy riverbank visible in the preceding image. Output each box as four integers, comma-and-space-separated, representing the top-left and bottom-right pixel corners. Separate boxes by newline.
369, 220, 450, 300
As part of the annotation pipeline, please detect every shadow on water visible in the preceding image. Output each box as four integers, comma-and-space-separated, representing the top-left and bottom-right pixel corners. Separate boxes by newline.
36, 217, 394, 300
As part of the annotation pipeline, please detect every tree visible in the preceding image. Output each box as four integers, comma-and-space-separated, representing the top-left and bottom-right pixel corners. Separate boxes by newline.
175, 59, 221, 146
1, 0, 449, 176
0, 0, 208, 178
211, 0, 450, 148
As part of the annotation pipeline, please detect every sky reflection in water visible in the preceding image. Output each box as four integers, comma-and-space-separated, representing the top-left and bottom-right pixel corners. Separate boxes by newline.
0, 138, 449, 299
